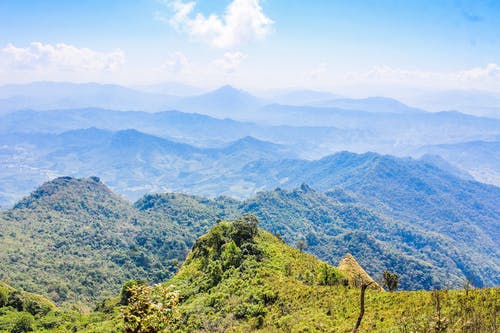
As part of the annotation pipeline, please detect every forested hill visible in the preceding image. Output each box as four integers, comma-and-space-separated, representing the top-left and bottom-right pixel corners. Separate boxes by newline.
1, 175, 498, 306
123, 217, 498, 333
242, 152, 500, 256
0, 177, 180, 305
1, 218, 498, 332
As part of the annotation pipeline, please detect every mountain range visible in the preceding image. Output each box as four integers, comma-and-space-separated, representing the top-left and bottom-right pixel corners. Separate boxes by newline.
1, 172, 498, 307
0, 81, 499, 315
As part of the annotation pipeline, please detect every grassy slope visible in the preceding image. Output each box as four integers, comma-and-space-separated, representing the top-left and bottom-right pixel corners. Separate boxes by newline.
164, 222, 499, 332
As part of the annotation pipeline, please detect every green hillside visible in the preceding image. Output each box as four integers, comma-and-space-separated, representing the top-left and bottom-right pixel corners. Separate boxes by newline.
0, 177, 180, 305
1, 176, 498, 309
122, 217, 499, 332
0, 281, 122, 332
0, 216, 498, 332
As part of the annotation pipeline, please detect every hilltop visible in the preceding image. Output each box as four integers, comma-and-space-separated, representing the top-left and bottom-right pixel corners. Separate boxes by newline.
122, 217, 499, 332
0, 177, 181, 305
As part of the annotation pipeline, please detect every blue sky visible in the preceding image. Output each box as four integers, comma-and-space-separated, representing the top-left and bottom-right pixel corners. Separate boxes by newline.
0, 0, 499, 96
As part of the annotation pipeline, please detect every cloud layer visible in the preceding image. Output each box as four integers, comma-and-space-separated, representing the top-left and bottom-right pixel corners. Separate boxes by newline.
166, 0, 273, 48
1, 42, 125, 72
356, 63, 500, 87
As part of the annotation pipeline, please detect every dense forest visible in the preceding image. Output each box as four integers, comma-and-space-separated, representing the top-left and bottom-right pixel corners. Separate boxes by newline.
0, 217, 498, 332
0, 176, 498, 311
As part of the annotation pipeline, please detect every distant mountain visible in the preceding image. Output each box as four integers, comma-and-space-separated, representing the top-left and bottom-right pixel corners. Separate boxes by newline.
418, 154, 475, 181
136, 150, 500, 287
0, 128, 297, 206
416, 140, 500, 187
2, 130, 500, 261
174, 85, 266, 118
240, 152, 500, 284
0, 108, 375, 158
132, 82, 204, 96
0, 81, 178, 113
408, 89, 500, 118
253, 104, 500, 150
310, 96, 425, 114
270, 89, 340, 105
2, 103, 499, 160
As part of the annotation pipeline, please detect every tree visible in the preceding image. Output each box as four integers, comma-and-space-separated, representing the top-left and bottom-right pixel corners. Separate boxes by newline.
10, 314, 34, 333
231, 214, 259, 246
122, 284, 180, 333
319, 264, 342, 286
221, 240, 242, 269
383, 270, 399, 292
297, 240, 306, 252
120, 280, 147, 305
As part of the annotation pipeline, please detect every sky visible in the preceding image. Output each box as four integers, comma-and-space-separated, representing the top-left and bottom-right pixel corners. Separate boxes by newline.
0, 0, 499, 97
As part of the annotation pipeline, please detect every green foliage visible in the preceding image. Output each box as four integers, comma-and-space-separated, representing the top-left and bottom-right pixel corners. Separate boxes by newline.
121, 284, 180, 333
383, 270, 399, 292
122, 221, 499, 332
318, 263, 343, 286
1, 175, 498, 312
10, 313, 34, 333
0, 177, 183, 306
120, 280, 147, 306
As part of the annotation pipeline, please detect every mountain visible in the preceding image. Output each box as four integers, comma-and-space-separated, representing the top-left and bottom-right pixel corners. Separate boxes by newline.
132, 82, 204, 96
233, 186, 466, 289
270, 89, 340, 105
0, 108, 369, 157
0, 128, 297, 206
243, 152, 500, 236
240, 152, 500, 285
310, 96, 425, 114
174, 85, 265, 118
1, 136, 499, 289
0, 81, 178, 113
0, 177, 183, 305
254, 105, 500, 149
122, 217, 498, 332
408, 89, 500, 118
1, 175, 498, 308
2, 106, 499, 160
418, 154, 475, 181
133, 176, 499, 290
416, 140, 500, 187
2, 217, 497, 331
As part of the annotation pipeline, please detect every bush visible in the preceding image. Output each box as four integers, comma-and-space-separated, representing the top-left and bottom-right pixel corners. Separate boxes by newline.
10, 313, 34, 333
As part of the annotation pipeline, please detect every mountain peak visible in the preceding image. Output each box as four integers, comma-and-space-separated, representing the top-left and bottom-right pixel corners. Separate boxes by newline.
13, 176, 127, 214
208, 85, 255, 99
216, 84, 239, 91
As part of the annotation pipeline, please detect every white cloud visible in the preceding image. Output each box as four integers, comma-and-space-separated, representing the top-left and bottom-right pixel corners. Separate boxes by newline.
355, 64, 500, 87
213, 52, 246, 73
165, 0, 273, 48
458, 63, 500, 81
161, 51, 191, 74
1, 42, 125, 72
